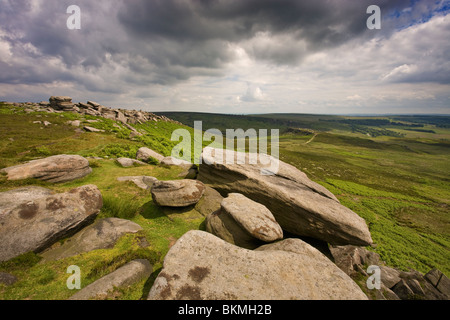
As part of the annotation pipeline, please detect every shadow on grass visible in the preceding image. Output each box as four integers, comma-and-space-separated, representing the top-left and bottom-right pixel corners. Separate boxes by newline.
139, 200, 197, 221
141, 266, 162, 300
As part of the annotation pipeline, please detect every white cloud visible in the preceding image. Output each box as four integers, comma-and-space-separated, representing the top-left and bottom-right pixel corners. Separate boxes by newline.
240, 83, 266, 102
381, 64, 419, 81
0, 1, 448, 114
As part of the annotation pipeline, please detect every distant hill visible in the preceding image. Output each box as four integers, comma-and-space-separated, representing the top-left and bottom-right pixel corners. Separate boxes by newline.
155, 112, 450, 138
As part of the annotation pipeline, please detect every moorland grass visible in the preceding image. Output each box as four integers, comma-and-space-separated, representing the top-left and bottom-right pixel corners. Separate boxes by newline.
0, 103, 448, 299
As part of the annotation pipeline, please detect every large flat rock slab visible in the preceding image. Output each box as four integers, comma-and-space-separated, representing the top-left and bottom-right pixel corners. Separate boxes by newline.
0, 185, 103, 262
0, 186, 54, 217
1, 154, 92, 183
148, 230, 368, 300
198, 147, 372, 246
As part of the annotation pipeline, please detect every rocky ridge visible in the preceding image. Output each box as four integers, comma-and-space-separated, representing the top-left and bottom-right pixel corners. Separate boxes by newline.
0, 99, 448, 300
6, 96, 182, 126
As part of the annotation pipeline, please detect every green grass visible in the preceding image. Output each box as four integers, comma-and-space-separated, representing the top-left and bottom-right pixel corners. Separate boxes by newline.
0, 103, 205, 300
279, 130, 450, 275
1, 103, 449, 299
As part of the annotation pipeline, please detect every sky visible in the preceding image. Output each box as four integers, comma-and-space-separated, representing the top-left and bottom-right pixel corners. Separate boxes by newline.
0, 0, 449, 114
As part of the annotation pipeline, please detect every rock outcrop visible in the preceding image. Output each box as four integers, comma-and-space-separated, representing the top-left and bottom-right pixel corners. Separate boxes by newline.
194, 186, 223, 217
5, 97, 182, 126
160, 156, 198, 179
151, 180, 205, 207
136, 147, 165, 163
0, 185, 103, 262
0, 186, 54, 216
148, 231, 368, 300
117, 176, 157, 190
0, 272, 18, 286
329, 244, 450, 300
49, 96, 75, 111
198, 147, 372, 246
1, 154, 92, 183
69, 259, 152, 300
40, 218, 143, 262
116, 157, 147, 168
206, 193, 283, 249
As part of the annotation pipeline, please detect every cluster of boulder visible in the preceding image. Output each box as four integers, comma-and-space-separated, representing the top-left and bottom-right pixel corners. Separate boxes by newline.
0, 153, 154, 298
0, 140, 449, 299
146, 147, 449, 300
329, 245, 450, 300
115, 147, 197, 179
7, 96, 181, 126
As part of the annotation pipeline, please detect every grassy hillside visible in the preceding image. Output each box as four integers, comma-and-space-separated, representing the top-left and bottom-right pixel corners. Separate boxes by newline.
0, 103, 205, 300
0, 104, 449, 300
158, 111, 450, 274
279, 132, 449, 274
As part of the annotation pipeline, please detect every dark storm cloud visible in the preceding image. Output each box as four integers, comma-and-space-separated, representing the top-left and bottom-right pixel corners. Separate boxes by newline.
117, 0, 416, 62
0, 0, 447, 93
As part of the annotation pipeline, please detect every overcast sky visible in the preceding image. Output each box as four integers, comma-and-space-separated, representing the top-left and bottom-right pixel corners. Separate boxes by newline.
0, 0, 449, 114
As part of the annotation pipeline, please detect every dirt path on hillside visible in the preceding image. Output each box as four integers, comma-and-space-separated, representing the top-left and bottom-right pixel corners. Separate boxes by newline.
305, 133, 318, 144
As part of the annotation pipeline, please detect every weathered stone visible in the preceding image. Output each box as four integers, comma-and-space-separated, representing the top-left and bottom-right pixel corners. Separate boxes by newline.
148, 231, 368, 300
0, 272, 18, 286
40, 218, 142, 262
198, 147, 372, 246
406, 278, 426, 297
160, 156, 192, 166
69, 259, 152, 300
67, 120, 81, 127
78, 103, 91, 109
136, 147, 165, 162
392, 279, 416, 300
49, 96, 72, 103
87, 101, 101, 108
151, 180, 205, 207
221, 193, 282, 242
194, 186, 223, 217
425, 268, 450, 297
116, 158, 147, 168
178, 167, 198, 179
83, 126, 105, 133
1, 154, 92, 183
115, 110, 127, 124
117, 176, 158, 190
0, 185, 102, 262
206, 207, 263, 249
378, 266, 401, 289
374, 283, 401, 300
329, 245, 381, 276
0, 186, 54, 217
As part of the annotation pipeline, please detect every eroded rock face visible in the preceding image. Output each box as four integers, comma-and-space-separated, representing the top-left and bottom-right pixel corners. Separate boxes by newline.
1, 155, 92, 183
40, 218, 143, 262
198, 147, 372, 246
0, 186, 54, 217
0, 184, 103, 262
151, 180, 205, 207
148, 231, 368, 300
